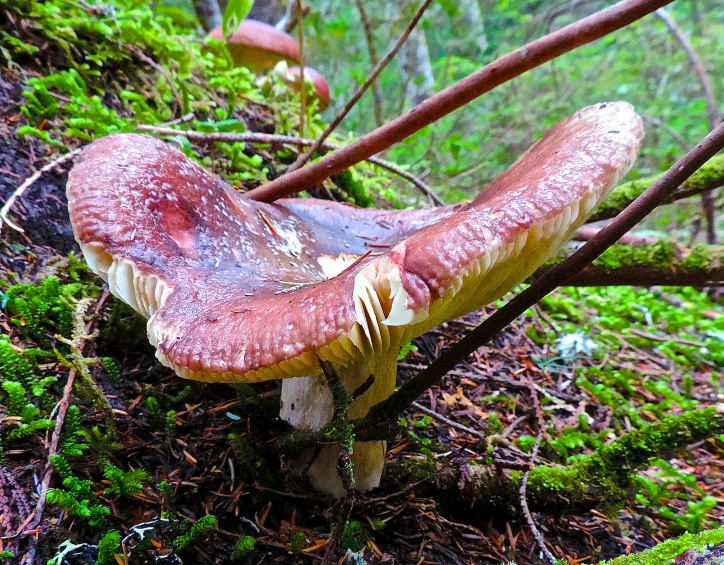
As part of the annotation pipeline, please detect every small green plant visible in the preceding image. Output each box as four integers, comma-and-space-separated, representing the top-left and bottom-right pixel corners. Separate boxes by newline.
101, 357, 122, 384
103, 465, 150, 497
159, 480, 176, 506
339, 520, 367, 553
232, 536, 255, 560
97, 530, 122, 564
174, 515, 218, 551
290, 531, 306, 555
2, 276, 96, 341
166, 410, 178, 438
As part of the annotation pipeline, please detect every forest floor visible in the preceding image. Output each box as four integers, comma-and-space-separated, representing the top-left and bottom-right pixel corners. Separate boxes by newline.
2, 60, 724, 565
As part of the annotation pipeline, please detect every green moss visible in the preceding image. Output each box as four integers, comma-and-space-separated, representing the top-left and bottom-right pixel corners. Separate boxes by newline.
339, 520, 367, 553
232, 536, 256, 560
604, 525, 724, 564
526, 406, 724, 510
681, 244, 714, 271
592, 154, 724, 221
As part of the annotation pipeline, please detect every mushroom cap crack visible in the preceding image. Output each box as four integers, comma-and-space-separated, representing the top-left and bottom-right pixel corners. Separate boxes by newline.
67, 102, 643, 383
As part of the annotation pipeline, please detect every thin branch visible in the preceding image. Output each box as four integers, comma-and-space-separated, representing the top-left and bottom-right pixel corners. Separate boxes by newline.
296, 0, 306, 139
355, 0, 384, 127
245, 0, 674, 203
655, 9, 719, 132
641, 113, 692, 151
135, 125, 443, 204
285, 0, 435, 172
656, 8, 719, 244
520, 432, 557, 565
411, 401, 486, 440
1, 148, 82, 233
363, 119, 724, 426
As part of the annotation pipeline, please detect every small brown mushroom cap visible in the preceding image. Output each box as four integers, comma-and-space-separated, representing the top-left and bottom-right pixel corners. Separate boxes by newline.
67, 102, 643, 385
208, 19, 300, 72
284, 66, 331, 110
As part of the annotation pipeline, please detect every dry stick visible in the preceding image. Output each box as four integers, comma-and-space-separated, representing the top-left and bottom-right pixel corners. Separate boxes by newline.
363, 120, 724, 428
286, 0, 435, 173
296, 0, 306, 139
519, 432, 557, 565
411, 401, 486, 440
1, 148, 82, 233
246, 0, 674, 203
135, 125, 442, 204
355, 0, 384, 127
655, 8, 719, 244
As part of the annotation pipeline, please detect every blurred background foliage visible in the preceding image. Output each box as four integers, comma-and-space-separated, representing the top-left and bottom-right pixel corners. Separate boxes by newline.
295, 0, 723, 199
164, 0, 722, 234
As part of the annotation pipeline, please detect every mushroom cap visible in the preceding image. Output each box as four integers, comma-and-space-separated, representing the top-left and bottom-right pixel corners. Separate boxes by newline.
285, 66, 331, 110
208, 19, 300, 73
67, 102, 643, 383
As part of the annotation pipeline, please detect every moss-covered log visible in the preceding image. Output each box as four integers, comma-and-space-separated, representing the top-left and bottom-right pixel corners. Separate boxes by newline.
532, 242, 724, 286
384, 405, 724, 515
604, 525, 724, 564
589, 154, 724, 223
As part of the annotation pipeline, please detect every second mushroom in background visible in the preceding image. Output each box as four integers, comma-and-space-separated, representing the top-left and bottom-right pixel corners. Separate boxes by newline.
65, 102, 643, 497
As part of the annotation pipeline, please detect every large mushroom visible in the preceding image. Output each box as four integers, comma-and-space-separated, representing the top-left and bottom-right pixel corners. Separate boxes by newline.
208, 19, 300, 73
66, 102, 643, 497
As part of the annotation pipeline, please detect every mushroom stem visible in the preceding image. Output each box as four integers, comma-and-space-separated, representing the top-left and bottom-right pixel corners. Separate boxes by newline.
281, 354, 399, 497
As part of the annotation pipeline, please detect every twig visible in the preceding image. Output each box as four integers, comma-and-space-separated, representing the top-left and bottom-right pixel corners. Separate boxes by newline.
411, 401, 486, 440
362, 119, 724, 428
641, 113, 692, 151
245, 0, 674, 203
655, 8, 719, 244
1, 148, 81, 233
519, 432, 557, 564
321, 491, 356, 565
354, 0, 384, 127
136, 125, 442, 204
286, 0, 435, 173
296, 0, 306, 139
655, 10, 719, 135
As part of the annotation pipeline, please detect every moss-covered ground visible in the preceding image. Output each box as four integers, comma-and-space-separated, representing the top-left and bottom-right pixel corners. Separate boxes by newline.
1, 1, 724, 564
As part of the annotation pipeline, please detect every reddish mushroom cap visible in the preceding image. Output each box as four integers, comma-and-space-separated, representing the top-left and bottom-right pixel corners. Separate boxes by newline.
66, 102, 643, 384
285, 66, 331, 109
208, 19, 300, 73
